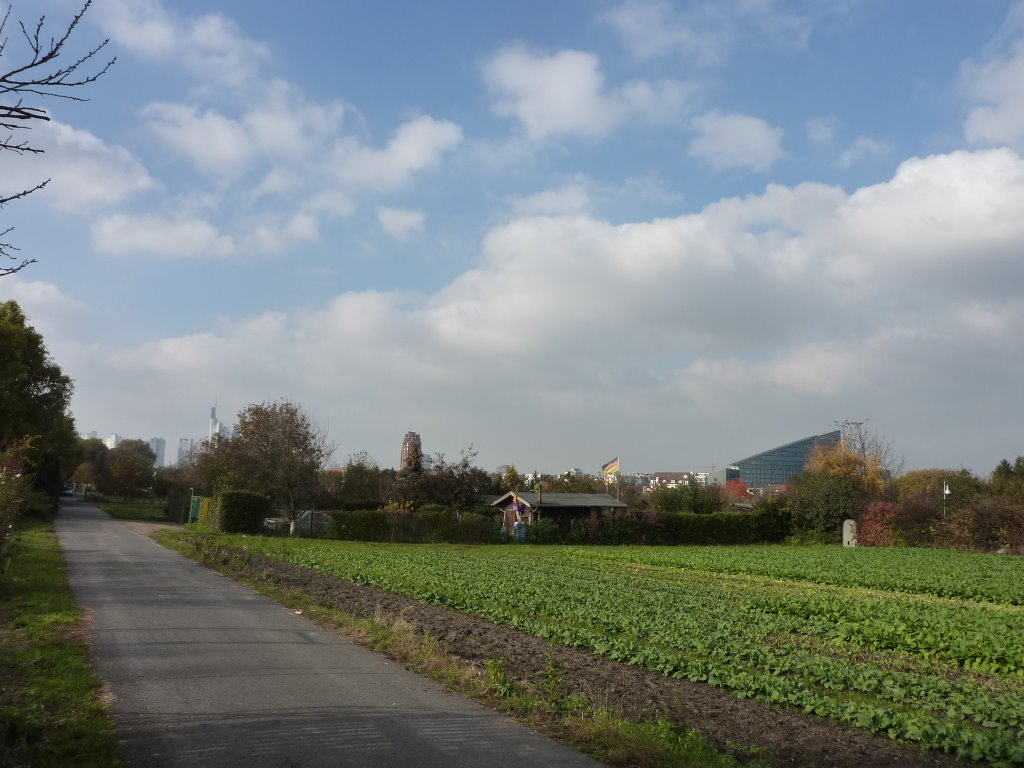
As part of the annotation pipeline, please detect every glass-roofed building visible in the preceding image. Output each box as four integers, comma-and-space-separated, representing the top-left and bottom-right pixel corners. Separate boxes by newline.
714, 430, 841, 489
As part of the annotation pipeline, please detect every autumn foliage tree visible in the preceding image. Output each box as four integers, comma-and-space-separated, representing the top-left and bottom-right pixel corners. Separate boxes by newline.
789, 431, 898, 541
231, 400, 332, 520
105, 439, 156, 501
724, 478, 750, 504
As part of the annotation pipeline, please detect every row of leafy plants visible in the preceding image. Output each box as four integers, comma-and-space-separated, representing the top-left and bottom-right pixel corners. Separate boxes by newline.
221, 537, 1024, 765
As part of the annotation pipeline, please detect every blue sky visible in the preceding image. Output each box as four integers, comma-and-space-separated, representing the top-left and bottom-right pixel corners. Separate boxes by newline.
3, 0, 1024, 474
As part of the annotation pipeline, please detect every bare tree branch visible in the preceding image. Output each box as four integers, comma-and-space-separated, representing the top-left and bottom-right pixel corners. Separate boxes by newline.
0, 225, 36, 277
0, 1, 114, 277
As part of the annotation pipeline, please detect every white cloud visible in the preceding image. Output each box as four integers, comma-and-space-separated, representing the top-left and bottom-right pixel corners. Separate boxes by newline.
601, 0, 727, 65
334, 115, 463, 188
828, 149, 1024, 288
92, 0, 458, 269
837, 136, 894, 169
0, 279, 88, 342
92, 208, 320, 257
806, 115, 838, 146
141, 103, 253, 178
95, 0, 269, 89
963, 36, 1024, 149
512, 185, 590, 216
2, 121, 154, 211
242, 212, 320, 254
64, 148, 1024, 473
377, 208, 426, 240
482, 44, 693, 140
92, 213, 235, 257
602, 0, 850, 66
618, 173, 685, 207
141, 84, 347, 181
689, 111, 784, 172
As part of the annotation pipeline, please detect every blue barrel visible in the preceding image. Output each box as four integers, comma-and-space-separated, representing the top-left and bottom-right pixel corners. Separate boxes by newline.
513, 521, 526, 542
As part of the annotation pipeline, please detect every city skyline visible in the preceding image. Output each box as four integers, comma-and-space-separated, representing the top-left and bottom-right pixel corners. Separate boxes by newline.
5, 1, 1023, 476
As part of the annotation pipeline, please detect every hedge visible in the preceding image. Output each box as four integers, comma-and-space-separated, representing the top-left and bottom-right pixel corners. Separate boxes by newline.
326, 505, 791, 546
198, 490, 272, 533
563, 507, 792, 546
328, 508, 503, 543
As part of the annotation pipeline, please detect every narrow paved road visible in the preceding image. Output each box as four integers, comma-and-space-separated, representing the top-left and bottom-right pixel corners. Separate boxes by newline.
56, 500, 602, 768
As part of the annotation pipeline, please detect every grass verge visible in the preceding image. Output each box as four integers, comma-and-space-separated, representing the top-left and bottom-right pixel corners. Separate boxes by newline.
156, 529, 767, 768
93, 500, 171, 523
0, 517, 120, 768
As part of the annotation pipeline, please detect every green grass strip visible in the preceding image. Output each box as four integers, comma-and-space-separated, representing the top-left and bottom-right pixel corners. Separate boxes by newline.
93, 500, 171, 523
0, 518, 120, 768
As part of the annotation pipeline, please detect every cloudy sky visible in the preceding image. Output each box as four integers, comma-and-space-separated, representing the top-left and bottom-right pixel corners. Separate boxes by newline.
3, 0, 1023, 474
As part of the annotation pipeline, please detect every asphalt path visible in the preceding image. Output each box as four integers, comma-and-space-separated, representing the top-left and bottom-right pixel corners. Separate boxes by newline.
56, 499, 602, 768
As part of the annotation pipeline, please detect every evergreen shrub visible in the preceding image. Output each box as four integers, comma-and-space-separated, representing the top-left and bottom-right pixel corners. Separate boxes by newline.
218, 490, 272, 534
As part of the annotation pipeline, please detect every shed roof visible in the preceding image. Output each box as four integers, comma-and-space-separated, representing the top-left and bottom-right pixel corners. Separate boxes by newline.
490, 491, 627, 509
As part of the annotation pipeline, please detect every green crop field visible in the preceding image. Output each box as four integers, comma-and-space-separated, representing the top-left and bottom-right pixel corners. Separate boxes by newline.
225, 538, 1024, 765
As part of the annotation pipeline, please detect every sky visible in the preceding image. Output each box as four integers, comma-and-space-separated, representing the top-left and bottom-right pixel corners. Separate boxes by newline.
2, 0, 1023, 474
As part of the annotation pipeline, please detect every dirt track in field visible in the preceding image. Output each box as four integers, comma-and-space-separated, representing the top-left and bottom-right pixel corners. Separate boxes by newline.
177, 541, 974, 768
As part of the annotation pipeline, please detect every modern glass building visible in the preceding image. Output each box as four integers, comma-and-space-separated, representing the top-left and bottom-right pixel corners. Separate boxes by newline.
720, 430, 841, 488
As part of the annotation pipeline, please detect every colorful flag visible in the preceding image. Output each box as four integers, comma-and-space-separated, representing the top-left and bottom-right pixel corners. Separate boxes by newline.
601, 457, 620, 476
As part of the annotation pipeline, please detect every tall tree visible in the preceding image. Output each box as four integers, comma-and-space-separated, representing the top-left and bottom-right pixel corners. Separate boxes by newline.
833, 421, 904, 482
389, 448, 491, 511
338, 452, 388, 507
115, 438, 156, 466
0, 300, 76, 494
105, 441, 155, 501
1, 1, 114, 276
992, 458, 1014, 482
501, 464, 523, 492
180, 435, 242, 496
232, 400, 332, 520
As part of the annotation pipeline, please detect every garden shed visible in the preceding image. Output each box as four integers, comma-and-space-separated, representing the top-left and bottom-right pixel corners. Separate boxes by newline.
490, 491, 627, 533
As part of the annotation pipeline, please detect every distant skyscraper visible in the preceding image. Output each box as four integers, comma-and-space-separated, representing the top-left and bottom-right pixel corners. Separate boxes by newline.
103, 433, 122, 450
177, 438, 195, 464
209, 404, 232, 440
401, 431, 422, 471
149, 437, 166, 468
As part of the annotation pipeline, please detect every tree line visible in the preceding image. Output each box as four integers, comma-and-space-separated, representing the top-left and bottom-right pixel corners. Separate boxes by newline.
1, 301, 78, 537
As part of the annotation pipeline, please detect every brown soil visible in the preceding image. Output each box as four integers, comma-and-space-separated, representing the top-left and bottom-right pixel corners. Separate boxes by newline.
204, 545, 969, 768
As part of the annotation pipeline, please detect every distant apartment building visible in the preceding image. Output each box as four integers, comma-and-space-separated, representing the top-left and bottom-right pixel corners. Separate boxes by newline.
103, 434, 122, 450
651, 471, 693, 489
149, 437, 166, 468
400, 431, 422, 471
177, 438, 195, 464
